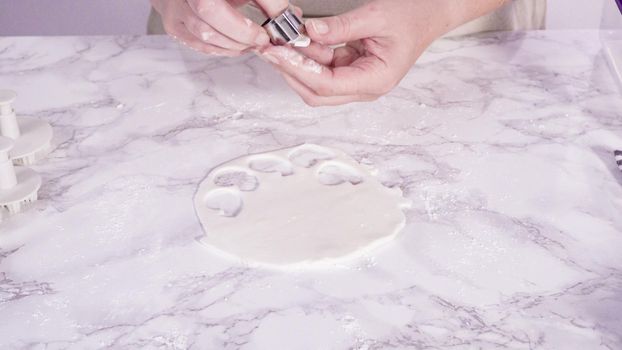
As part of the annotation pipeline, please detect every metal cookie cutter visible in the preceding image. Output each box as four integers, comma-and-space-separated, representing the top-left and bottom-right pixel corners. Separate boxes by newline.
262, 8, 310, 47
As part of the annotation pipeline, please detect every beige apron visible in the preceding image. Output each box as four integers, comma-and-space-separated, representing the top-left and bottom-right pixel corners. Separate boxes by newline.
148, 0, 546, 36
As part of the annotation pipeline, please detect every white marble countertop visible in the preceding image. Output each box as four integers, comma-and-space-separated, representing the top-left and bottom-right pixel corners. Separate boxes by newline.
1, 30, 621, 349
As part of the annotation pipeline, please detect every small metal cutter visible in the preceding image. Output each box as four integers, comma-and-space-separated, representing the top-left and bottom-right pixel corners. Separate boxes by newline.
262, 8, 310, 47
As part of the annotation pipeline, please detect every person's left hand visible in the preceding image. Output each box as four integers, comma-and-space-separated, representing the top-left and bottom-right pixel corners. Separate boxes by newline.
259, 0, 444, 106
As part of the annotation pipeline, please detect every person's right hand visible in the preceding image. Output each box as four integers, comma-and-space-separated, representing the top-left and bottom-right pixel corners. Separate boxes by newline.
151, 0, 287, 56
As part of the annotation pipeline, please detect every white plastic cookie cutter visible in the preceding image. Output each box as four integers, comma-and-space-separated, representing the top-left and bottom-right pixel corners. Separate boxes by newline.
0, 136, 41, 218
0, 89, 53, 165
262, 7, 311, 47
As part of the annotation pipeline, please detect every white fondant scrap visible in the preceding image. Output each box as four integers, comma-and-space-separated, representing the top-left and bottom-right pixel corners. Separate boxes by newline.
194, 144, 411, 267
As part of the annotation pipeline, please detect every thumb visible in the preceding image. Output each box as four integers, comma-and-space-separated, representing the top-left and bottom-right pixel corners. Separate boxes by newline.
305, 3, 384, 45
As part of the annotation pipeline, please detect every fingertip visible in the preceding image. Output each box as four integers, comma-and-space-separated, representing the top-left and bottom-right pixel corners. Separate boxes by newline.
293, 6, 303, 18
255, 0, 289, 18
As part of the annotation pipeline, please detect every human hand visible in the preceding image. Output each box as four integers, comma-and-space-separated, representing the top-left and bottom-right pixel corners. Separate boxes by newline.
258, 0, 443, 105
260, 0, 506, 106
151, 0, 288, 56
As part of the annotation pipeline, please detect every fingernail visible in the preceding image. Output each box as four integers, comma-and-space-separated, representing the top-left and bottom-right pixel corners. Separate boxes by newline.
309, 19, 328, 35
255, 32, 270, 46
261, 52, 279, 64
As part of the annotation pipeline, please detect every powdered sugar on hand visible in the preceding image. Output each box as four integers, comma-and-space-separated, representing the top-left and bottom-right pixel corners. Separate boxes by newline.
201, 31, 213, 41
270, 46, 324, 74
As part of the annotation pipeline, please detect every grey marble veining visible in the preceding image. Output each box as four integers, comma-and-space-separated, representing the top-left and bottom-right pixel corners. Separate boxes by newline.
0, 30, 621, 349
